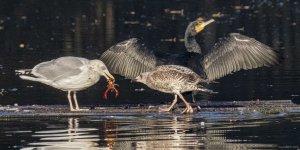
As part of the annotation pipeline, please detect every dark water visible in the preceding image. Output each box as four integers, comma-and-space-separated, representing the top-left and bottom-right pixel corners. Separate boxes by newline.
0, 112, 299, 149
0, 0, 300, 105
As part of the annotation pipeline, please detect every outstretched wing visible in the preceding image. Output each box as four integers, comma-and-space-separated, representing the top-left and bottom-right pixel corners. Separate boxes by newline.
100, 38, 157, 79
202, 33, 279, 81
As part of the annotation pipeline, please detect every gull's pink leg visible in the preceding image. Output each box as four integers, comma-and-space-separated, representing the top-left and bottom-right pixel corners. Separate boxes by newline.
160, 95, 178, 112
176, 92, 193, 113
67, 91, 75, 111
73, 91, 80, 110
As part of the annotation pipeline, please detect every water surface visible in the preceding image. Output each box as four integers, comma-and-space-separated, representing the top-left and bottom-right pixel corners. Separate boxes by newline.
1, 111, 299, 149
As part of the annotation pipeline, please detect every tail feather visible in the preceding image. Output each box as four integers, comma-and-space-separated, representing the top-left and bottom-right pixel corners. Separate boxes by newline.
16, 69, 52, 85
15, 69, 32, 75
195, 83, 218, 94
19, 75, 36, 81
196, 88, 218, 94
19, 75, 51, 85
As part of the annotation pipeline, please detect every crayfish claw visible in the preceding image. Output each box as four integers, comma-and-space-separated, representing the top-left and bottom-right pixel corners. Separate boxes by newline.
103, 79, 119, 99
103, 89, 109, 99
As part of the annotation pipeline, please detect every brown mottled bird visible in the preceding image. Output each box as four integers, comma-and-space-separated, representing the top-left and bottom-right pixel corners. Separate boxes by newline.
134, 65, 215, 113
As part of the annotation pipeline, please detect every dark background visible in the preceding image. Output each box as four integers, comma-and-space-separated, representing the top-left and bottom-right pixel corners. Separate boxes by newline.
0, 0, 299, 105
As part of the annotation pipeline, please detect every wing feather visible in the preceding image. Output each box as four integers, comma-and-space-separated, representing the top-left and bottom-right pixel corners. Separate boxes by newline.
202, 33, 279, 81
32, 56, 86, 81
100, 38, 157, 79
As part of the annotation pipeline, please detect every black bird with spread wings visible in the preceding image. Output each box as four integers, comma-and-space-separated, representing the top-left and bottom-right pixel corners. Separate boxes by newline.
100, 18, 279, 110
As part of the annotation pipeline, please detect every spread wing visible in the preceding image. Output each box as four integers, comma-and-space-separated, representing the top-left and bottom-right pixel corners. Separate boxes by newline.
202, 33, 279, 81
100, 38, 157, 79
32, 57, 86, 81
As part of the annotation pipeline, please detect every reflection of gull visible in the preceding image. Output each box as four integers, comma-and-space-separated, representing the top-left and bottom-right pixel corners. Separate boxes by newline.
15, 56, 115, 111
111, 115, 202, 149
108, 114, 278, 149
134, 115, 200, 149
21, 118, 103, 150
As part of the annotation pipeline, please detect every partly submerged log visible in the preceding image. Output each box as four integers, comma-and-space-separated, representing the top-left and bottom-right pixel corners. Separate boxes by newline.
0, 100, 299, 118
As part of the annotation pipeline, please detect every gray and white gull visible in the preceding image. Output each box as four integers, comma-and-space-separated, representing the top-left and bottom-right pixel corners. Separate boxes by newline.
16, 56, 115, 111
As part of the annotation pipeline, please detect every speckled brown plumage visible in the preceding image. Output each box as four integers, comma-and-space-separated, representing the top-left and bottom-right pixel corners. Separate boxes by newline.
144, 65, 210, 93
135, 65, 215, 113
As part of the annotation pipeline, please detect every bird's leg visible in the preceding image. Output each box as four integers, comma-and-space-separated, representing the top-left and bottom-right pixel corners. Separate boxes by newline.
73, 91, 80, 110
68, 91, 75, 111
72, 91, 89, 111
159, 95, 178, 112
177, 92, 193, 113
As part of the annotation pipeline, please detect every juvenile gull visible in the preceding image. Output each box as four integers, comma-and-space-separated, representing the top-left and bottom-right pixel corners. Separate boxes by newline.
16, 56, 115, 111
134, 65, 215, 113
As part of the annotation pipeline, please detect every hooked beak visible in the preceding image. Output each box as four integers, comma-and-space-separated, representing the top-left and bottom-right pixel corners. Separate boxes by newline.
195, 18, 215, 33
103, 71, 115, 81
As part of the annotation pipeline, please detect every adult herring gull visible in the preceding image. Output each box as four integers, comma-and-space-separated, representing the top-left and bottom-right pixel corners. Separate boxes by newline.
16, 56, 116, 111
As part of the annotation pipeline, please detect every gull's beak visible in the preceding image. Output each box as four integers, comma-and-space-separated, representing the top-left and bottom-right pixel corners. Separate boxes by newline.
103, 71, 115, 81
195, 19, 215, 33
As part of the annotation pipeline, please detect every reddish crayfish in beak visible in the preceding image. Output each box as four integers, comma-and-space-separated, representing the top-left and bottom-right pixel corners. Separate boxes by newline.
103, 79, 119, 99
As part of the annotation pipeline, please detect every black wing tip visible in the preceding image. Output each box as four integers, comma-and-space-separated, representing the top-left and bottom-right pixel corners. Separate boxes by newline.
273, 50, 284, 66
265, 46, 282, 66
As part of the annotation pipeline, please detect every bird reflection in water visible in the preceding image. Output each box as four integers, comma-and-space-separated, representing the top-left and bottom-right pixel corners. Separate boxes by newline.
14, 114, 282, 149
106, 115, 204, 149
133, 115, 202, 149
22, 118, 100, 150
97, 114, 278, 149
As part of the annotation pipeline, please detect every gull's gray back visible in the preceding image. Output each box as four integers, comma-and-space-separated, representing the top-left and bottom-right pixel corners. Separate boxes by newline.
32, 56, 89, 81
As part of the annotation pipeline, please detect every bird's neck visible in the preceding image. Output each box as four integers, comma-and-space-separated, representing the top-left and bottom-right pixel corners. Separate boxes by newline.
185, 36, 201, 54
184, 30, 201, 54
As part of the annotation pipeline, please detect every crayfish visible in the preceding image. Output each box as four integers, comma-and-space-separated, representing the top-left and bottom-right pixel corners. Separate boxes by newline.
103, 79, 119, 99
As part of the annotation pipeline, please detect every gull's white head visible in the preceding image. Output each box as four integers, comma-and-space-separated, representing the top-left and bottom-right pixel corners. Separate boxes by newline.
89, 60, 115, 81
